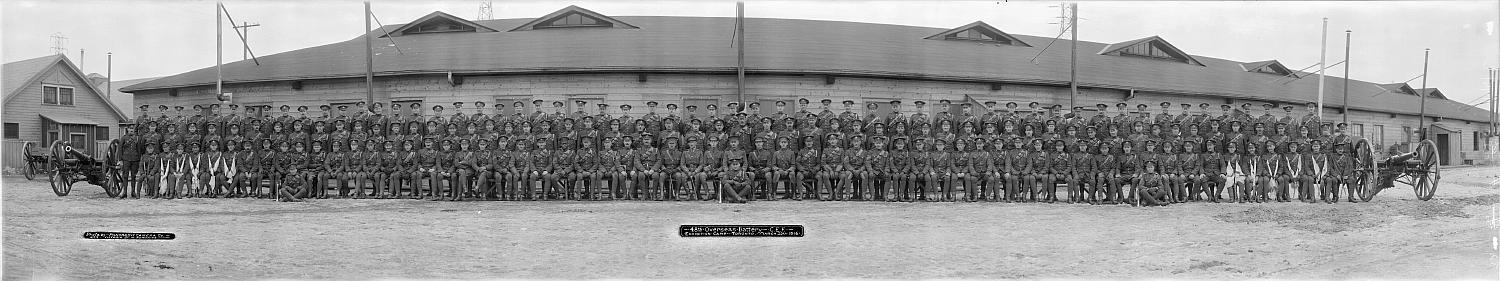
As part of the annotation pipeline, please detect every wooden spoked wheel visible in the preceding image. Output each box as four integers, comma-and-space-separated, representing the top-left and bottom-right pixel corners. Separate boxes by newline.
48, 140, 72, 196
1412, 139, 1439, 201
22, 142, 37, 180
103, 139, 124, 198
1349, 139, 1378, 202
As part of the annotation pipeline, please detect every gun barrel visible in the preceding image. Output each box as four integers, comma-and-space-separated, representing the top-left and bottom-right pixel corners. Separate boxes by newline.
66, 148, 96, 163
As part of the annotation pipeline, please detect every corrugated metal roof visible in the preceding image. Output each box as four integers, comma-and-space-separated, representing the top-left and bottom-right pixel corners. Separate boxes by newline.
120, 16, 1495, 122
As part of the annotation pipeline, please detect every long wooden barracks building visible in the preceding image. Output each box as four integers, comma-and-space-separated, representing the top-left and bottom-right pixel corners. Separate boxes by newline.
122, 6, 1496, 165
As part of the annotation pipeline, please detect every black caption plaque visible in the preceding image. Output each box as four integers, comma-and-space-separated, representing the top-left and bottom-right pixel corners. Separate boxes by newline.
83, 232, 176, 240
679, 225, 804, 237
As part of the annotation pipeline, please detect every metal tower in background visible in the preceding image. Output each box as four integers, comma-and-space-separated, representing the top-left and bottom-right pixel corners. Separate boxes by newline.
50, 33, 68, 55
478, 1, 493, 20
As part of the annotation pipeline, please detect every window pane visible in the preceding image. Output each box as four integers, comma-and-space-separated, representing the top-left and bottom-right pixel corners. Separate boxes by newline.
96, 126, 110, 140
580, 16, 597, 25
70, 134, 88, 152
1126, 44, 1149, 56
60, 88, 73, 105
4, 123, 18, 139
43, 86, 57, 104
1375, 125, 1384, 146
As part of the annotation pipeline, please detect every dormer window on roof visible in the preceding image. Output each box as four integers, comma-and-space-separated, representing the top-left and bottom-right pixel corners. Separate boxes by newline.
1253, 67, 1284, 75
1099, 36, 1204, 66
411, 18, 476, 34
383, 11, 497, 37
1379, 83, 1419, 96
509, 5, 639, 32
1418, 88, 1447, 100
924, 21, 1031, 47
1121, 42, 1184, 62
1242, 60, 1298, 78
950, 29, 1007, 43
538, 12, 611, 28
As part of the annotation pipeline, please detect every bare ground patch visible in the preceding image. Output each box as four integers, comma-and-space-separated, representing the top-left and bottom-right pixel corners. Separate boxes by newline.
1214, 194, 1500, 233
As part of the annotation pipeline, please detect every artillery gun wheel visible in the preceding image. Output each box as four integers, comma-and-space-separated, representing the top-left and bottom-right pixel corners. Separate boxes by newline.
1351, 138, 1378, 202
22, 142, 37, 180
102, 139, 124, 198
48, 140, 71, 196
1413, 139, 1439, 201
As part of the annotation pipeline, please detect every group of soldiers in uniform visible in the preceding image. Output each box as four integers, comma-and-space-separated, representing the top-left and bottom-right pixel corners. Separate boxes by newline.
111, 96, 1367, 205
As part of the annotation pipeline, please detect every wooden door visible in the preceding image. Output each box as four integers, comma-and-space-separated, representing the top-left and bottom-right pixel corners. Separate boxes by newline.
1435, 134, 1450, 165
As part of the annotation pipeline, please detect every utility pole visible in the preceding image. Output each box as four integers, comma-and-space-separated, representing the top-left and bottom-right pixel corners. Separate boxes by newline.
1482, 67, 1494, 138
1418, 48, 1429, 141
1068, 3, 1078, 110
1342, 30, 1350, 125
1317, 18, 1327, 119
233, 21, 261, 60
365, 1, 375, 104
106, 52, 112, 111
216, 2, 223, 101
736, 2, 745, 109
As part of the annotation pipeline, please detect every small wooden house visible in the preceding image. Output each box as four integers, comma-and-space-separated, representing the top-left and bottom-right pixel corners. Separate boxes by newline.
3, 54, 130, 170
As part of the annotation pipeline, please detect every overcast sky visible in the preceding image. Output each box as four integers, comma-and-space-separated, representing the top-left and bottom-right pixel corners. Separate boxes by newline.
4, 0, 1497, 108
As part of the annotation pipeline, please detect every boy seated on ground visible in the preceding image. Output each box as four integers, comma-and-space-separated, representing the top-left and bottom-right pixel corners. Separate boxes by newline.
1134, 161, 1170, 206
721, 158, 753, 203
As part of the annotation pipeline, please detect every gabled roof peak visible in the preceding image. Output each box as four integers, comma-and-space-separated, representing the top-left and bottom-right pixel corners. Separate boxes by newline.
383, 11, 497, 37
509, 5, 638, 31
1241, 60, 1297, 78
1099, 36, 1203, 66
2, 54, 129, 120
1378, 83, 1419, 96
1417, 88, 1447, 100
924, 21, 1031, 47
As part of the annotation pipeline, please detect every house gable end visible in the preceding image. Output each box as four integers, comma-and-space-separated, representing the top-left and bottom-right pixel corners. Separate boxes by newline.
2, 57, 127, 144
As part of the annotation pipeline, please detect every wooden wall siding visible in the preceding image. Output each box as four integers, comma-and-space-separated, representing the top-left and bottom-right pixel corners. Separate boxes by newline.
2, 62, 121, 144
1307, 106, 1497, 164
2, 140, 111, 171
3, 140, 31, 171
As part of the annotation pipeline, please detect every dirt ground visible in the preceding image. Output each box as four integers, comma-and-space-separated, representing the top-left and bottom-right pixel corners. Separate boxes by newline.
4, 166, 1499, 280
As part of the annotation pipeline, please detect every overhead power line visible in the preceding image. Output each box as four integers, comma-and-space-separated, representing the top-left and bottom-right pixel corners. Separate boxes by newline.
219, 4, 261, 65
369, 10, 405, 55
